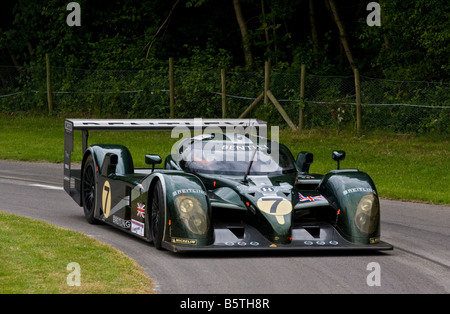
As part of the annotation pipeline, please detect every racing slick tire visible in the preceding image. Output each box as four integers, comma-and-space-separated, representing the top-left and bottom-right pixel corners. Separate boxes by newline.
151, 180, 165, 250
81, 154, 97, 224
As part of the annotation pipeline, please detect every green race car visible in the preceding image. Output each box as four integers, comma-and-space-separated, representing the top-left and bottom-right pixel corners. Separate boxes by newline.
64, 119, 392, 252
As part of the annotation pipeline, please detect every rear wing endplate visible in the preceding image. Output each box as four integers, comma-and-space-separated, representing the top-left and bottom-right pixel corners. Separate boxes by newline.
64, 118, 267, 204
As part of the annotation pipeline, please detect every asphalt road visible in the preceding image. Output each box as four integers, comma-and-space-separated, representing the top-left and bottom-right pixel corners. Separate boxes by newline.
1, 160, 449, 294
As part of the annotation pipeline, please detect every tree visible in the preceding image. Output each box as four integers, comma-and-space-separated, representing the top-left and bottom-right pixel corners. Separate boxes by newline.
0, 0, 448, 80
232, 0, 253, 67
308, 0, 319, 67
359, 0, 450, 80
327, 0, 356, 71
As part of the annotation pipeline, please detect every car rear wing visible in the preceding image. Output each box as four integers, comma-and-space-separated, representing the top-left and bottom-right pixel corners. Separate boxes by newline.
64, 118, 267, 205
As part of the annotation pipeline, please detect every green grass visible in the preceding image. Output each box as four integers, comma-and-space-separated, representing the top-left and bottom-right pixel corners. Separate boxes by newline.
0, 114, 449, 205
0, 211, 154, 294
280, 129, 450, 205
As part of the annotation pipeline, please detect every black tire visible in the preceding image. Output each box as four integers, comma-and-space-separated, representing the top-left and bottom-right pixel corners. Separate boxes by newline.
151, 180, 165, 249
81, 154, 97, 224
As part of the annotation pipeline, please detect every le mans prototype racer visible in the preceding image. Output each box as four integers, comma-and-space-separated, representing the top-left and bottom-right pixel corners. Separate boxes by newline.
64, 119, 393, 252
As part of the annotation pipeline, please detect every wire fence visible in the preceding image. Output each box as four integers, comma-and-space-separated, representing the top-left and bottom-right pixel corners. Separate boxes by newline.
0, 64, 449, 133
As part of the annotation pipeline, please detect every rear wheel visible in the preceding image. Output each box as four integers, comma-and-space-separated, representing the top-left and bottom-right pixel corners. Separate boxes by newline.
151, 180, 165, 249
82, 154, 97, 224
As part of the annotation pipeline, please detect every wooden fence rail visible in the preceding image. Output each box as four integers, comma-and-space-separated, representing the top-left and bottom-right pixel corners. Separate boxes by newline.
45, 55, 362, 132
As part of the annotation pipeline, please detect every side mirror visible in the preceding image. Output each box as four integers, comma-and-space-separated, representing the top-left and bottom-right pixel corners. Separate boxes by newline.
332, 150, 345, 169
296, 151, 313, 173
145, 154, 162, 173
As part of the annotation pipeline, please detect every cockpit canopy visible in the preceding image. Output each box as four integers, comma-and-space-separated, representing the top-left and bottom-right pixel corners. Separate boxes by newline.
178, 133, 296, 175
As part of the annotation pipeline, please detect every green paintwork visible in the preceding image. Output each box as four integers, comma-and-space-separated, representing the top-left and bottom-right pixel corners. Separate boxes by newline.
88, 144, 134, 175
318, 170, 380, 244
162, 171, 214, 246
198, 172, 297, 244
75, 133, 392, 252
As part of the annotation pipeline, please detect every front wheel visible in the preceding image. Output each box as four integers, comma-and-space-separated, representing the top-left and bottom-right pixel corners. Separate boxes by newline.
81, 154, 97, 224
151, 180, 165, 249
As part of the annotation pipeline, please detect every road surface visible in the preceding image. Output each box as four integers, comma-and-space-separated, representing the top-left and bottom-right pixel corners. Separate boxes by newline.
0, 160, 449, 294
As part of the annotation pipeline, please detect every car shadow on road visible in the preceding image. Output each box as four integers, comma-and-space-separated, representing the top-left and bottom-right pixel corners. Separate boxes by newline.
172, 249, 393, 260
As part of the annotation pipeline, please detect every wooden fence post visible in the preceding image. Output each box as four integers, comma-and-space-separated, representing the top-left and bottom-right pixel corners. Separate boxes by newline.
354, 68, 362, 134
264, 61, 270, 104
239, 60, 296, 130
221, 68, 227, 118
169, 57, 175, 118
46, 53, 53, 114
299, 64, 306, 130
239, 92, 264, 119
267, 90, 297, 131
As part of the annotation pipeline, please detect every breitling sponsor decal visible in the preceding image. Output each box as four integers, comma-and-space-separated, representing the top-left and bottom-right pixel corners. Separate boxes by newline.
113, 216, 131, 229
343, 187, 376, 195
172, 189, 207, 197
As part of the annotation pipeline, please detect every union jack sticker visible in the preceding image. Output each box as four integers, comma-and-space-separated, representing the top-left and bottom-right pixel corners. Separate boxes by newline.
137, 202, 146, 218
298, 193, 325, 202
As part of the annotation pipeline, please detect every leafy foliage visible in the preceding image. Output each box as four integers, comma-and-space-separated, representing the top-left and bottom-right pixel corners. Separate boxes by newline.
0, 0, 447, 79
0, 0, 448, 133
358, 0, 450, 80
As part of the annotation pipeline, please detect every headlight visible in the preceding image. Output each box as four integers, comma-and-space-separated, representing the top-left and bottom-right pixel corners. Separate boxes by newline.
179, 198, 195, 213
174, 195, 208, 235
354, 194, 379, 234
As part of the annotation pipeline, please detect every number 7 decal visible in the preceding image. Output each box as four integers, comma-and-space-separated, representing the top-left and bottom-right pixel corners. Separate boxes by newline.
262, 197, 283, 213
102, 181, 112, 218
256, 196, 292, 224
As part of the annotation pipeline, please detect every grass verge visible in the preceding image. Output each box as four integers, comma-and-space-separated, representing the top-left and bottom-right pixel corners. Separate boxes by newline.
280, 129, 450, 205
0, 211, 154, 294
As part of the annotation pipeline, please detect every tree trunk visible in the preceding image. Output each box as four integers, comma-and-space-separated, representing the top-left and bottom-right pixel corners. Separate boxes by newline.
308, 0, 319, 67
327, 0, 356, 70
261, 0, 271, 61
379, 0, 389, 51
232, 0, 253, 67
5, 41, 25, 75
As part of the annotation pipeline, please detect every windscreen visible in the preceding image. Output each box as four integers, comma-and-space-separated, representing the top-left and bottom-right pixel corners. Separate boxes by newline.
180, 141, 296, 175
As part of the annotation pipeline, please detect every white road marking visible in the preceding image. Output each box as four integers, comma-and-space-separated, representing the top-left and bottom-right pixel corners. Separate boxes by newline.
28, 183, 64, 190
